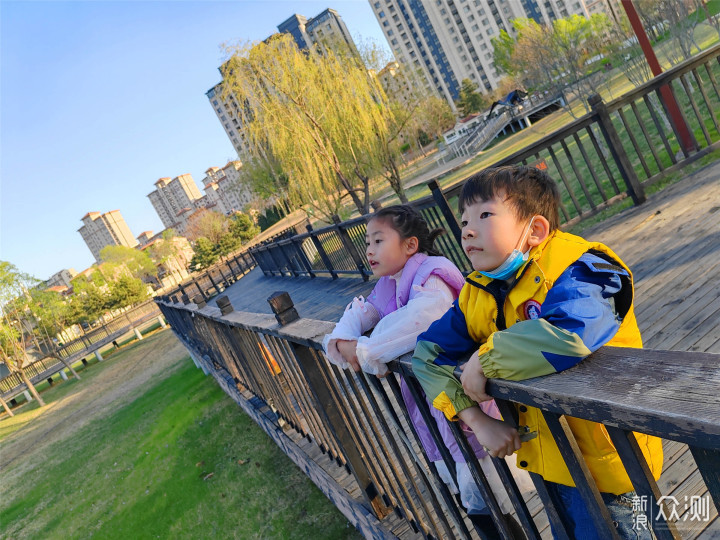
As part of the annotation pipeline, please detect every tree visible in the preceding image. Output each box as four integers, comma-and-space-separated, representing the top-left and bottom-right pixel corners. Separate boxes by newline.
456, 79, 488, 116
221, 34, 393, 218
185, 209, 231, 244
189, 238, 219, 271
108, 275, 148, 309
492, 15, 617, 117
229, 213, 260, 244
100, 245, 157, 283
0, 262, 47, 406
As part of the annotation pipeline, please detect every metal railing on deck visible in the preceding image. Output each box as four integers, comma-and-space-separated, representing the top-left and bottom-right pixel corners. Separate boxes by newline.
248, 45, 720, 280
157, 295, 720, 540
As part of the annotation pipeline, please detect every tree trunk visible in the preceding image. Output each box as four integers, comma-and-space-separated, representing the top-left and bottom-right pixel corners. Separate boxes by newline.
56, 354, 81, 381
386, 156, 408, 203
18, 369, 46, 407
0, 395, 14, 417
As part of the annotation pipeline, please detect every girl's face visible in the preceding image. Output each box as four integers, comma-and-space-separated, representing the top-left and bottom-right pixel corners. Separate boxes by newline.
365, 218, 418, 277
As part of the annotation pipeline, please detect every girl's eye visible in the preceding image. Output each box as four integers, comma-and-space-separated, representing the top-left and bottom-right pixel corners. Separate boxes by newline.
460, 220, 468, 227
480, 212, 492, 219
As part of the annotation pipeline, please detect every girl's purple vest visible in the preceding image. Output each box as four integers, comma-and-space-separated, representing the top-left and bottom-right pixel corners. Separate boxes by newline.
366, 253, 493, 463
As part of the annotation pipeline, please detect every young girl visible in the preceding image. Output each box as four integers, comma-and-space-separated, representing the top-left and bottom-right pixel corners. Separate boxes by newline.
322, 205, 524, 537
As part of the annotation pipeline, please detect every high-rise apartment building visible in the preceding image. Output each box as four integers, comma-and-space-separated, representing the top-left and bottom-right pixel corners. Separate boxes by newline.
44, 268, 78, 289
147, 174, 203, 231
200, 161, 253, 215
207, 8, 358, 157
368, 0, 601, 108
78, 210, 138, 263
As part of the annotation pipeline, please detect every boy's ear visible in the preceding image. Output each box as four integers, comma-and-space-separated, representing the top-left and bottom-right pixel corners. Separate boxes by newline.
527, 216, 550, 247
404, 236, 419, 255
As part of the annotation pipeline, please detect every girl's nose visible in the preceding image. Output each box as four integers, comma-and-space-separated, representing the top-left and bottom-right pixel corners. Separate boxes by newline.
462, 227, 475, 240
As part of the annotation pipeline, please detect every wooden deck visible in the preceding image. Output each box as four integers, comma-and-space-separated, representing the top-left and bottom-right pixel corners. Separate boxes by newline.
210, 161, 720, 539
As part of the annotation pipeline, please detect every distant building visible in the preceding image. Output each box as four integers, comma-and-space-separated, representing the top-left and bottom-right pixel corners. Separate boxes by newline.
207, 8, 359, 157
78, 210, 138, 263
368, 0, 603, 109
376, 60, 416, 107
136, 231, 155, 247
45, 268, 77, 289
147, 174, 203, 231
201, 161, 253, 215
139, 234, 194, 289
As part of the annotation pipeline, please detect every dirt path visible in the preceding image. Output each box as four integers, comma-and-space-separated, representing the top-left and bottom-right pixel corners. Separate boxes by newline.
0, 330, 189, 481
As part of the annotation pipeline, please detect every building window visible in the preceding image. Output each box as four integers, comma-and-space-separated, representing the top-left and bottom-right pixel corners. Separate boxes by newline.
391, 38, 398, 45
379, 10, 385, 17
383, 20, 389, 26
464, 5, 470, 12
212, 100, 219, 106
374, 1, 380, 7
453, 36, 460, 43
472, 23, 479, 31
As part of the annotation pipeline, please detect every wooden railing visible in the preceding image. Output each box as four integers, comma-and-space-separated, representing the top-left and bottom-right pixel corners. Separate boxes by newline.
156, 295, 719, 539
248, 44, 720, 280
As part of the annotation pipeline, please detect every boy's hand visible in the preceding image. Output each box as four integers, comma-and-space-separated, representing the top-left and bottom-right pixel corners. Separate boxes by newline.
336, 339, 360, 372
460, 354, 492, 403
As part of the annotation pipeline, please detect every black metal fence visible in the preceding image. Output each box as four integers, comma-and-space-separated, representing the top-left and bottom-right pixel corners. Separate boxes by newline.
248, 44, 720, 280
157, 296, 719, 539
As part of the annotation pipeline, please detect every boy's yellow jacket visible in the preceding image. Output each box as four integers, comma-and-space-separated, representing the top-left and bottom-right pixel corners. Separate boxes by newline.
412, 230, 663, 494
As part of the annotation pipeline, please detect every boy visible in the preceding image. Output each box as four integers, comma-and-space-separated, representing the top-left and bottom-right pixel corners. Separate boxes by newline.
412, 166, 663, 539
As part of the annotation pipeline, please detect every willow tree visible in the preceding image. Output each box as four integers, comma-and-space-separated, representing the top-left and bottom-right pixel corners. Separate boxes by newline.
221, 34, 392, 218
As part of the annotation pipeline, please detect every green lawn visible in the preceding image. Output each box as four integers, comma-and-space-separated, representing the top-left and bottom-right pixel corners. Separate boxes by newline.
0, 331, 360, 540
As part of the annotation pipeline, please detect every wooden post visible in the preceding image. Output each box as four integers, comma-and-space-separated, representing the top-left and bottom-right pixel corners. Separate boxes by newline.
589, 94, 646, 205
133, 328, 143, 341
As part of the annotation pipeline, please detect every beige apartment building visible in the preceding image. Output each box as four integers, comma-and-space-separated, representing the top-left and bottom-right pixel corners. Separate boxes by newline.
44, 268, 78, 289
200, 161, 253, 215
206, 8, 358, 157
369, 0, 614, 109
78, 210, 138, 263
147, 174, 203, 232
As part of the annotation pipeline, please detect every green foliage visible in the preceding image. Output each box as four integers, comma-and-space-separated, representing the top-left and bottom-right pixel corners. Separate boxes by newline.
100, 245, 156, 280
108, 275, 148, 309
456, 79, 488, 117
229, 213, 260, 244
188, 212, 259, 271
257, 206, 284, 231
222, 34, 393, 218
189, 238, 219, 272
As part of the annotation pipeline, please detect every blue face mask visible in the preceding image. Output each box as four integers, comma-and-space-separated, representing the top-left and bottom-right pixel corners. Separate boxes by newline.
477, 218, 535, 281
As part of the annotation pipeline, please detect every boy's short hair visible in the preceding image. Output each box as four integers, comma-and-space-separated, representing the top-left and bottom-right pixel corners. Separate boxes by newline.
458, 166, 561, 230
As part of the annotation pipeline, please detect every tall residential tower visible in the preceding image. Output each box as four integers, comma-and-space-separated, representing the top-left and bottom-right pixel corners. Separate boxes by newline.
78, 210, 138, 263
147, 174, 203, 232
368, 0, 606, 107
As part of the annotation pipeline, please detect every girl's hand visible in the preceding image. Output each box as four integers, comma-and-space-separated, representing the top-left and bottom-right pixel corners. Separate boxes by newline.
459, 406, 521, 459
336, 340, 360, 372
473, 417, 522, 459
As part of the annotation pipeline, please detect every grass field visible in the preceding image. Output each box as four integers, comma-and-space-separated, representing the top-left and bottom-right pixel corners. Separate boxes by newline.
0, 330, 360, 540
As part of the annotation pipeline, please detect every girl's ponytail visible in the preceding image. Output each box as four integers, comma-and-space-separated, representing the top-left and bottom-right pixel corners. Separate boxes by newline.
370, 205, 445, 257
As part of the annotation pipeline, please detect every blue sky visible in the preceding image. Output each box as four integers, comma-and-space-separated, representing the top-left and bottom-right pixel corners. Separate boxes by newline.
0, 0, 388, 281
